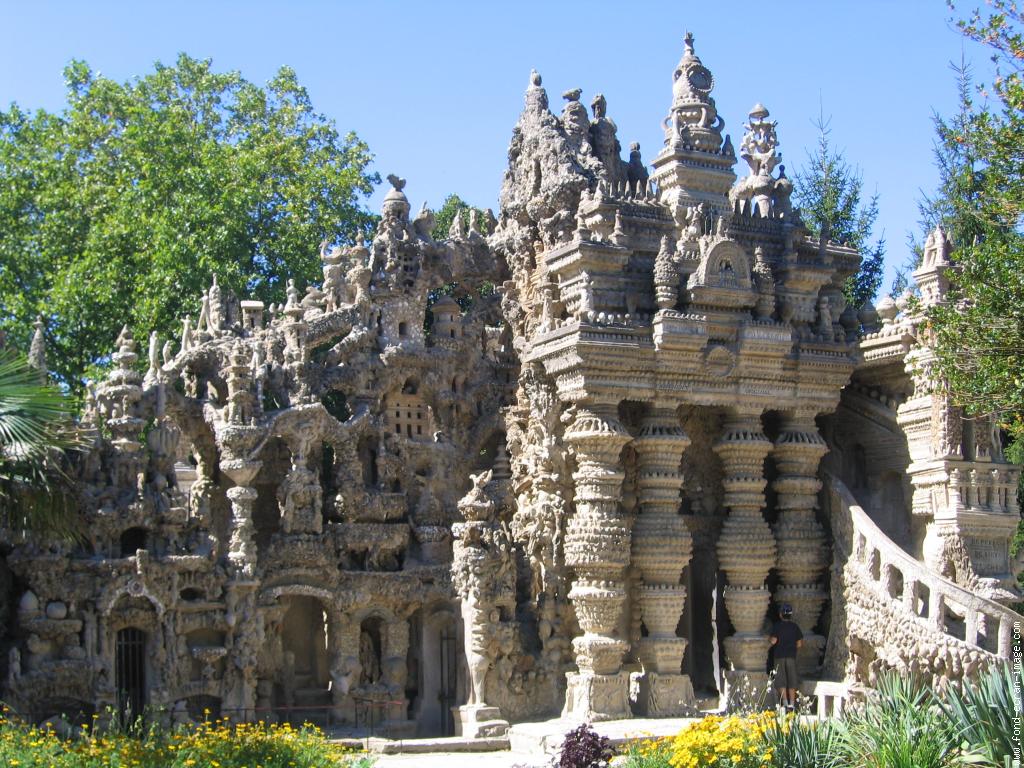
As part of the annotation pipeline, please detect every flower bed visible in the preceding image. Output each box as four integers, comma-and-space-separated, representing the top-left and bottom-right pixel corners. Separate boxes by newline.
617, 664, 1017, 768
0, 713, 374, 768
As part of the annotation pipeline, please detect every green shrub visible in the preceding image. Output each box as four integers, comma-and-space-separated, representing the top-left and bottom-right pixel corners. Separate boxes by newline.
760, 713, 840, 768
831, 672, 962, 768
941, 662, 1021, 767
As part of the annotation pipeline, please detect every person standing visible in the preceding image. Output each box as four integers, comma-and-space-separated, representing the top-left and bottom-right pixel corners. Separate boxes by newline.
770, 603, 803, 712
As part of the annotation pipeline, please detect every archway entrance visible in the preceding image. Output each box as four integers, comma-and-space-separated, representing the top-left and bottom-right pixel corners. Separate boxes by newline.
277, 596, 330, 724
413, 608, 461, 736
115, 627, 147, 721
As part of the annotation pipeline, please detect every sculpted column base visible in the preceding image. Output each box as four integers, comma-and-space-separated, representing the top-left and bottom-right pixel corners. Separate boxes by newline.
723, 633, 771, 671
562, 671, 631, 722
722, 670, 772, 712
453, 705, 509, 738
629, 671, 697, 717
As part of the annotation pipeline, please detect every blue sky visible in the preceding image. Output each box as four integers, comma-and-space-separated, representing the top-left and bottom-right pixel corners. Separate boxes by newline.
1, 1, 994, 292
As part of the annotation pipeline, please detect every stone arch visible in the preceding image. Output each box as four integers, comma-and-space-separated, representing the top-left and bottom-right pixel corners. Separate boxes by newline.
268, 590, 335, 724
100, 581, 165, 619
694, 240, 752, 289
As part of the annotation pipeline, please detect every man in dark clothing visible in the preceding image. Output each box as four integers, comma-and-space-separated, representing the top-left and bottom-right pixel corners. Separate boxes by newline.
770, 603, 803, 711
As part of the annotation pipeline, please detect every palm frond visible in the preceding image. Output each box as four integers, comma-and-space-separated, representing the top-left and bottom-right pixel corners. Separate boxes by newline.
0, 349, 85, 540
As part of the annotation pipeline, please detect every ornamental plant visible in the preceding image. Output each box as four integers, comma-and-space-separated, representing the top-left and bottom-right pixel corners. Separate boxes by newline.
759, 712, 840, 768
664, 712, 773, 768
0, 711, 374, 768
555, 723, 615, 768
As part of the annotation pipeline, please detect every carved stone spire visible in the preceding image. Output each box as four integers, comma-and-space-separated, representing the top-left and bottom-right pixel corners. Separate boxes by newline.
665, 32, 726, 153
915, 224, 954, 307
652, 32, 737, 216
525, 69, 549, 113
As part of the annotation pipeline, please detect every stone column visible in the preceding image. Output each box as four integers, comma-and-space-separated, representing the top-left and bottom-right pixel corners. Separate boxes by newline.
714, 414, 775, 707
772, 414, 829, 675
630, 405, 696, 715
221, 453, 262, 578
218, 425, 263, 720
562, 406, 633, 721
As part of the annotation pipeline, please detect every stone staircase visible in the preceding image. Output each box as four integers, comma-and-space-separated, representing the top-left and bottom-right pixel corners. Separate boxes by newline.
825, 475, 1020, 684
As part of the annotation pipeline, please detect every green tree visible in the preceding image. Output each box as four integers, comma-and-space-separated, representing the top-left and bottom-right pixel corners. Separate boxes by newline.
0, 54, 379, 393
927, 3, 1024, 436
0, 348, 82, 538
917, 61, 986, 248
431, 193, 491, 240
794, 117, 886, 310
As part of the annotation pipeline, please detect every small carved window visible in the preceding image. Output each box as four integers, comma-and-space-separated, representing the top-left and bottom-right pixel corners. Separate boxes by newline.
386, 393, 432, 442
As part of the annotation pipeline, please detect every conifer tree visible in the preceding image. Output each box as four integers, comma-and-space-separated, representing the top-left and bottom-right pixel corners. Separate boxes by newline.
794, 117, 886, 310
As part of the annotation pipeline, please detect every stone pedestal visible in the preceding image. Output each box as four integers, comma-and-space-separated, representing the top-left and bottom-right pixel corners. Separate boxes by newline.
714, 415, 775, 706
630, 670, 697, 716
563, 671, 632, 722
562, 407, 633, 720
453, 704, 509, 738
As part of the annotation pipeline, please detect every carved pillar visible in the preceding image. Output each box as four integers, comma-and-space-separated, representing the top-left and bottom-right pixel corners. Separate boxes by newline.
630, 405, 696, 715
221, 456, 262, 578
772, 414, 829, 675
383, 620, 410, 724
562, 406, 633, 721
223, 582, 261, 720
219, 425, 263, 720
714, 414, 775, 707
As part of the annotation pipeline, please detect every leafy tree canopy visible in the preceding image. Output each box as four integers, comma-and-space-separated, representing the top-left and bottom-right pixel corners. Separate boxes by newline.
0, 54, 379, 393
927, 2, 1024, 435
431, 193, 492, 241
794, 117, 886, 310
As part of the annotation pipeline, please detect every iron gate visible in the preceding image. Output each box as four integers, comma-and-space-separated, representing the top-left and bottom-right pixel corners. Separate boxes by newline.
438, 623, 458, 735
115, 627, 147, 722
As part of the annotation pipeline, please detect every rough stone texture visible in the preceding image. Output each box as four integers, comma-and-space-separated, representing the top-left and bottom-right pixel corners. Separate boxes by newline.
4, 35, 1020, 733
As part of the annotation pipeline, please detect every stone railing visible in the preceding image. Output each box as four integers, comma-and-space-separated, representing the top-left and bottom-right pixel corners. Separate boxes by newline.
826, 475, 1021, 682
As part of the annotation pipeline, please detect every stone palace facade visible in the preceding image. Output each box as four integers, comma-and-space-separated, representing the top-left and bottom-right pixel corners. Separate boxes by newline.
4, 35, 1020, 734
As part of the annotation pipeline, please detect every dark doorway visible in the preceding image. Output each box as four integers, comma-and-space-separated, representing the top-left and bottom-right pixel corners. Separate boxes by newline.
439, 623, 458, 735
115, 627, 147, 721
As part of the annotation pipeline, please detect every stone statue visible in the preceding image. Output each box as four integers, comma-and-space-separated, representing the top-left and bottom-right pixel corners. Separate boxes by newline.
358, 630, 380, 685
451, 471, 514, 734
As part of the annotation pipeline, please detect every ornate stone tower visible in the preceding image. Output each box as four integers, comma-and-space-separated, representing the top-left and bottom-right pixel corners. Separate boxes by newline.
651, 32, 737, 216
